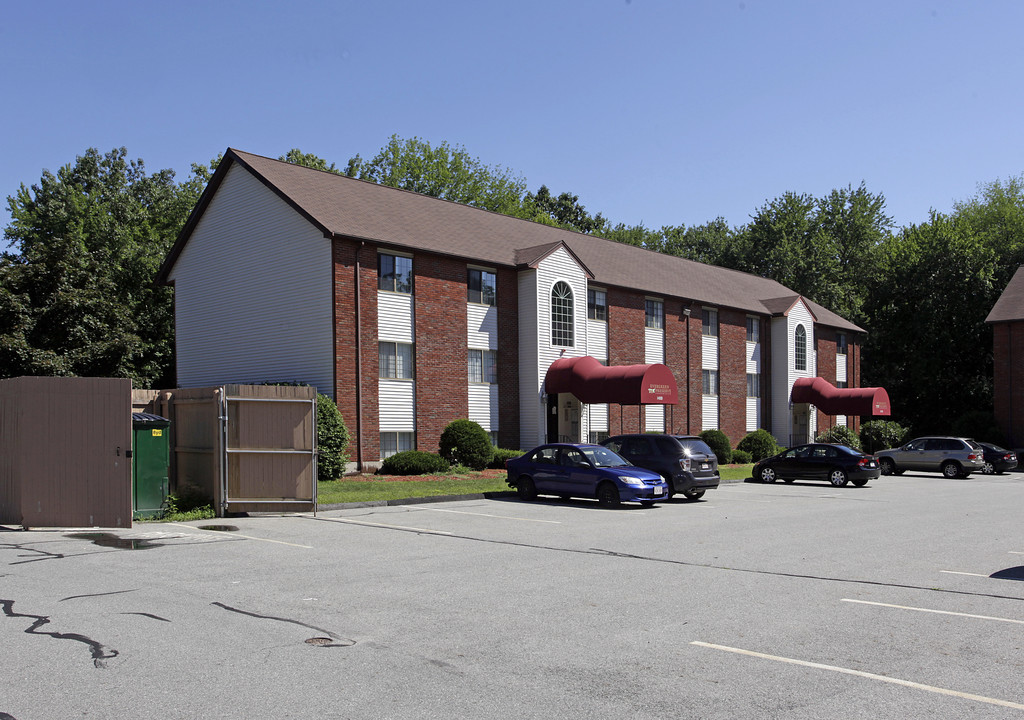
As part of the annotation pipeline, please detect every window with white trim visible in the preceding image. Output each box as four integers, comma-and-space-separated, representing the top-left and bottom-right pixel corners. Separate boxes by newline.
702, 369, 719, 396
378, 253, 412, 294
467, 268, 496, 305
702, 308, 718, 336
795, 324, 807, 371
379, 342, 414, 379
747, 373, 761, 398
837, 332, 848, 355
468, 349, 497, 384
380, 431, 414, 459
551, 281, 574, 346
645, 299, 663, 329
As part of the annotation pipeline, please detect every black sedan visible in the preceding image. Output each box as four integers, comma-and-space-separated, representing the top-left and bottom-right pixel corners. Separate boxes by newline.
753, 443, 880, 487
978, 442, 1018, 474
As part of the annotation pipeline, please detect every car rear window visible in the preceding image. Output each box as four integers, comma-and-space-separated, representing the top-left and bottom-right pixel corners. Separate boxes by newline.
676, 438, 714, 457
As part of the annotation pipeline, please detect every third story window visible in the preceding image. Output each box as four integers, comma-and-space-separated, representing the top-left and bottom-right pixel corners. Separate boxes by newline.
379, 342, 414, 379
645, 299, 664, 329
468, 349, 497, 384
587, 289, 607, 321
702, 308, 718, 337
837, 332, 848, 355
379, 253, 413, 294
746, 316, 759, 343
551, 281, 574, 346
468, 268, 496, 305
747, 373, 761, 398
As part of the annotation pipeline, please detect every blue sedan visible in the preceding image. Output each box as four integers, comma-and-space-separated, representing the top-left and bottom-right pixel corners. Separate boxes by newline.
505, 443, 668, 507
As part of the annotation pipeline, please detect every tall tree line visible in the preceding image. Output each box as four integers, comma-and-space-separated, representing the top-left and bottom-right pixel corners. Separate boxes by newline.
3, 138, 1022, 437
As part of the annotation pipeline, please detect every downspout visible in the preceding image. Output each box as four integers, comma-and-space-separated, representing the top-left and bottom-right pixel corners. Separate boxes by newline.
355, 241, 365, 471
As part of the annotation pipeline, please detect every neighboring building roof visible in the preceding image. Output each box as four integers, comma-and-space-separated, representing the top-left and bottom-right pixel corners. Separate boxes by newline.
986, 266, 1024, 323
159, 148, 865, 333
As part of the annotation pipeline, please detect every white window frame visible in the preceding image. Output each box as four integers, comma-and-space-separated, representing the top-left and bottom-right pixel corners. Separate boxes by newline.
587, 288, 607, 322
795, 324, 807, 371
702, 369, 719, 396
378, 252, 413, 294
467, 267, 496, 306
379, 341, 414, 379
551, 281, 575, 347
380, 431, 415, 459
702, 307, 719, 337
468, 348, 497, 384
645, 299, 664, 330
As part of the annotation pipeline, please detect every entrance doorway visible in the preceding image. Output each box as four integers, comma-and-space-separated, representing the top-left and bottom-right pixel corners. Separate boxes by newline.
546, 393, 581, 443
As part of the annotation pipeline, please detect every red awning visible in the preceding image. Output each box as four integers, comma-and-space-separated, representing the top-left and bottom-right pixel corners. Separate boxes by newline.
790, 377, 891, 416
544, 356, 678, 405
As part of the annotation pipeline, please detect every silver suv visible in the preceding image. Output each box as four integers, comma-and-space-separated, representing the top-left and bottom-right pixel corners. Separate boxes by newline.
876, 436, 984, 478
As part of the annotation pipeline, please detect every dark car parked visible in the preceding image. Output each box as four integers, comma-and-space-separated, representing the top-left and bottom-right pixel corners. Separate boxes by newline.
505, 443, 668, 507
753, 443, 880, 487
600, 434, 720, 500
978, 442, 1018, 474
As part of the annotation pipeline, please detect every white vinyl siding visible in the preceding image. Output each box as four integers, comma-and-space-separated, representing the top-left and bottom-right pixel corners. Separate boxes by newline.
468, 303, 497, 349
469, 384, 499, 432
519, 247, 588, 449
378, 276, 416, 438
747, 325, 761, 432
587, 317, 608, 363
835, 350, 849, 427
701, 309, 719, 430
167, 163, 333, 395
379, 379, 415, 431
770, 300, 816, 445
379, 292, 414, 343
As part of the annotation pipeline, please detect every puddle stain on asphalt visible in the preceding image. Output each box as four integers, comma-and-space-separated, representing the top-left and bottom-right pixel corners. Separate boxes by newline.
66, 533, 155, 550
197, 525, 239, 532
0, 599, 118, 668
212, 601, 356, 647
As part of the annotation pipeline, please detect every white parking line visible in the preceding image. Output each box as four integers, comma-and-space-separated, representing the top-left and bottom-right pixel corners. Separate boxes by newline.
691, 641, 1024, 711
326, 517, 454, 535
940, 570, 989, 577
421, 507, 561, 523
170, 523, 314, 549
841, 598, 1024, 625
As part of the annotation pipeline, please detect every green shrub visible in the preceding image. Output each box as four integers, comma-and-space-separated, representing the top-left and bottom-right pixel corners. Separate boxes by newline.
731, 449, 752, 464
380, 451, 451, 476
490, 448, 523, 469
860, 420, 909, 454
700, 429, 732, 464
950, 410, 1005, 445
736, 429, 781, 461
815, 425, 862, 451
439, 419, 493, 470
317, 393, 350, 481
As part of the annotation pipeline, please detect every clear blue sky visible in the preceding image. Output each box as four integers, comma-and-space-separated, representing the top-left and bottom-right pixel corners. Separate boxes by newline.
2, 1, 1022, 239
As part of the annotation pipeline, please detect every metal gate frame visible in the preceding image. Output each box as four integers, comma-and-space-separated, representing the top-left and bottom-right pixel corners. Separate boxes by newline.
216, 389, 318, 517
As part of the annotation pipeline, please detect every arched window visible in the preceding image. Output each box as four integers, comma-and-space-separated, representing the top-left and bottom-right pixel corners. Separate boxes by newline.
551, 281, 574, 346
795, 324, 807, 371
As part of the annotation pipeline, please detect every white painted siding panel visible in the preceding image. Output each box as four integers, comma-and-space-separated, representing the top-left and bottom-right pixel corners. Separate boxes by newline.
168, 163, 333, 395
379, 380, 415, 431
468, 303, 497, 349
746, 341, 761, 374
702, 335, 719, 369
589, 404, 608, 432
468, 384, 499, 431
378, 293, 414, 342
746, 398, 761, 432
645, 327, 664, 364
703, 396, 719, 429
645, 404, 665, 432
837, 353, 848, 383
587, 320, 608, 362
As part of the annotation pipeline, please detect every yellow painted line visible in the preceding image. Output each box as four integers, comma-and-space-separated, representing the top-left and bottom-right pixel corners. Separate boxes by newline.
170, 523, 314, 549
691, 641, 1024, 711
842, 599, 1024, 625
940, 570, 989, 578
421, 507, 561, 523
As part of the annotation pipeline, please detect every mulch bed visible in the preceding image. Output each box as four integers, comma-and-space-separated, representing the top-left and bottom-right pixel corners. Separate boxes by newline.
339, 468, 507, 483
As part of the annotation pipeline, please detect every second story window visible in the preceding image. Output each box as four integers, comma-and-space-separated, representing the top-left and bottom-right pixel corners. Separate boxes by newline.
795, 324, 807, 371
747, 373, 761, 398
645, 299, 663, 330
746, 316, 759, 343
468, 349, 497, 383
468, 268, 496, 305
702, 369, 719, 396
551, 281, 574, 347
587, 289, 607, 321
379, 253, 412, 294
379, 341, 414, 379
702, 308, 718, 337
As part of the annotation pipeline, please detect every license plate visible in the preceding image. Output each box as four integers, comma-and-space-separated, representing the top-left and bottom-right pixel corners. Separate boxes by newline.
700, 463, 709, 470
654, 487, 664, 496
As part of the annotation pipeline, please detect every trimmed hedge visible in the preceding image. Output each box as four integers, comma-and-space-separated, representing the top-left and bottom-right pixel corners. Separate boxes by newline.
815, 425, 862, 451
490, 448, 523, 469
317, 393, 350, 482
736, 429, 781, 461
439, 419, 494, 470
859, 420, 909, 454
731, 449, 752, 464
700, 429, 732, 465
380, 451, 451, 476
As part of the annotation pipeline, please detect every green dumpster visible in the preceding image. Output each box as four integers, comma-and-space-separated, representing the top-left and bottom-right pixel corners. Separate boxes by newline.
132, 413, 170, 519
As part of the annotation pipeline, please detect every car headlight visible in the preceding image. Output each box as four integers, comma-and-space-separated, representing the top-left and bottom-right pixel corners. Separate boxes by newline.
618, 476, 647, 487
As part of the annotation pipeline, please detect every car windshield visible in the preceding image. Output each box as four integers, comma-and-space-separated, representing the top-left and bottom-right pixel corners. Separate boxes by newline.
582, 445, 631, 468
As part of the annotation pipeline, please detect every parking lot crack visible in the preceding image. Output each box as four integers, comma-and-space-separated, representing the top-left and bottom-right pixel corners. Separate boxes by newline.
0, 599, 119, 668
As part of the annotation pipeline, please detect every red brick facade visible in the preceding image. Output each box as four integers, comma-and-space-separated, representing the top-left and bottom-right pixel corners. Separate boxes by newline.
719, 309, 748, 446
992, 321, 1024, 446
814, 328, 861, 435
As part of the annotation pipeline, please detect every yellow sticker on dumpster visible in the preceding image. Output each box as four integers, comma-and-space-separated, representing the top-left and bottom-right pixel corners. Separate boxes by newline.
152, 429, 163, 437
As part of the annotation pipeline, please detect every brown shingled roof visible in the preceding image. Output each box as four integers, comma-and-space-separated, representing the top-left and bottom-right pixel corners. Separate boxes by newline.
159, 148, 865, 333
986, 266, 1024, 323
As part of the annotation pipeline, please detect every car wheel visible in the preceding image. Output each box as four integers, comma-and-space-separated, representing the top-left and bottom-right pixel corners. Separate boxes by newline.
982, 461, 995, 475
683, 488, 705, 501
760, 466, 777, 483
829, 469, 849, 487
597, 482, 620, 508
852, 478, 869, 487
879, 458, 895, 476
941, 461, 961, 479
516, 476, 537, 501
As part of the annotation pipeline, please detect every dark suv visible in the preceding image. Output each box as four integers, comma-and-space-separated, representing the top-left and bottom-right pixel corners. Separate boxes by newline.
600, 434, 720, 500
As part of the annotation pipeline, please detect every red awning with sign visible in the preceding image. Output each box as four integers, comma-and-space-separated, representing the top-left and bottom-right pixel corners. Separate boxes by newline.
544, 356, 678, 405
790, 376, 891, 416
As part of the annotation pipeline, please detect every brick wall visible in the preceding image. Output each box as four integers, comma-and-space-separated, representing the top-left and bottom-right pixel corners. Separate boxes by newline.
607, 288, 645, 436
496, 267, 520, 450
719, 309, 747, 447
816, 328, 838, 432
992, 321, 1024, 446
664, 299, 698, 435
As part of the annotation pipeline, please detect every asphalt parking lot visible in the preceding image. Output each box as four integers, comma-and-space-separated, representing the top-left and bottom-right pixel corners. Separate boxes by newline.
3, 471, 1024, 719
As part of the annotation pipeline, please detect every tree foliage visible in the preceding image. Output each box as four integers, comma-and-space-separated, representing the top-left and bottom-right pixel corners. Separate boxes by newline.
1, 148, 215, 386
